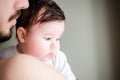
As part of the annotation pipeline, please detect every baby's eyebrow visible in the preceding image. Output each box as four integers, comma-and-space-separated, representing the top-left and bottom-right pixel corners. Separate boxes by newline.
43, 34, 52, 36
58, 34, 63, 37
43, 33, 63, 37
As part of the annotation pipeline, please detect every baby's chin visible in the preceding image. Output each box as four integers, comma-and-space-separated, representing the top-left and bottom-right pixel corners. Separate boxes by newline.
33, 54, 56, 62
40, 57, 53, 62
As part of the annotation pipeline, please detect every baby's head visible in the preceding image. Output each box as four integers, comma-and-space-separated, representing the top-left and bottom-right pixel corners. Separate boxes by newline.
16, 0, 65, 61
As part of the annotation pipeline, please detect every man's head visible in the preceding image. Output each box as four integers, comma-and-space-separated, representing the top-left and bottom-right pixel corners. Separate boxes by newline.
16, 0, 65, 61
0, 0, 29, 43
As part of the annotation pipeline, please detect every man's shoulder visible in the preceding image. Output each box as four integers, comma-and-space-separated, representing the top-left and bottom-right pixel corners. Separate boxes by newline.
0, 54, 67, 80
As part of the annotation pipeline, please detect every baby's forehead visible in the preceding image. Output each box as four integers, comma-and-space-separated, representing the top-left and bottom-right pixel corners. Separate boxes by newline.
40, 25, 64, 36
29, 20, 64, 33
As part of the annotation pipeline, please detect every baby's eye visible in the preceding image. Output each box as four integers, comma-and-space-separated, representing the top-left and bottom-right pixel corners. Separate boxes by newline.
44, 37, 51, 41
56, 38, 61, 41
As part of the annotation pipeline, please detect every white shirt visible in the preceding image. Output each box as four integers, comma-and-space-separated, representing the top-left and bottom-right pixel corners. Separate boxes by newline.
0, 46, 76, 80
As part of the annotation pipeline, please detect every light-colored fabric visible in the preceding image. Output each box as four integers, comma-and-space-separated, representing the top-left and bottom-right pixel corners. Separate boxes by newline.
0, 46, 76, 80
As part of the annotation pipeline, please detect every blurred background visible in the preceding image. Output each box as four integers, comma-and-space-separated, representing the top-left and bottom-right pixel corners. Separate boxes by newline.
0, 0, 120, 80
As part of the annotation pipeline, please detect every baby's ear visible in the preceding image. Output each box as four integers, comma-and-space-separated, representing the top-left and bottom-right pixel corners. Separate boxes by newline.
17, 27, 26, 43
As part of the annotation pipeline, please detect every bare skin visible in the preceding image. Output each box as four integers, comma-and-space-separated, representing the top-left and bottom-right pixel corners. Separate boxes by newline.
0, 54, 67, 80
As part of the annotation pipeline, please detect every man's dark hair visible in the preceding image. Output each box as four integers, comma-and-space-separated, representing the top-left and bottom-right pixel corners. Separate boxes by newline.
16, 0, 65, 30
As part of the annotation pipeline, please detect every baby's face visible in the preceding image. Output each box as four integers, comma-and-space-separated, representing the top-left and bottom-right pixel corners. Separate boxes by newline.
23, 20, 65, 61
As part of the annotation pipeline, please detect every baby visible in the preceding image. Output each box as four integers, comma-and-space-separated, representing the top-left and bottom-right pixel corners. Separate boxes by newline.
0, 0, 76, 80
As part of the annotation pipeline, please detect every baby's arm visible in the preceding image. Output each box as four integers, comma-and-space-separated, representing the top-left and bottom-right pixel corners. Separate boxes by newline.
0, 54, 66, 80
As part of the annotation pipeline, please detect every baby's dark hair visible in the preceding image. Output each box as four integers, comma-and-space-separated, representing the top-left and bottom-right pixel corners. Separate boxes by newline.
16, 0, 65, 30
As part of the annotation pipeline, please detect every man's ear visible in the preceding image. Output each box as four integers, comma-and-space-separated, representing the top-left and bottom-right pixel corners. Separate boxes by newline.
17, 27, 26, 43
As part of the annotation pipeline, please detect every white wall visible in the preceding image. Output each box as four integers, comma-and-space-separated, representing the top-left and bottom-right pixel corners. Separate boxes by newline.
55, 0, 99, 80
55, 0, 113, 80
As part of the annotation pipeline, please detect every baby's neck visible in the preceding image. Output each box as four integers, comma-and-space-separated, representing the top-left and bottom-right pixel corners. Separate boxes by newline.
16, 44, 24, 54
